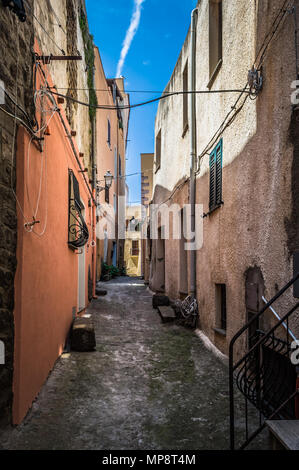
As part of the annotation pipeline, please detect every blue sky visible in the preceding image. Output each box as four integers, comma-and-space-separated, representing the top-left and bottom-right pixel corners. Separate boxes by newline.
86, 0, 197, 203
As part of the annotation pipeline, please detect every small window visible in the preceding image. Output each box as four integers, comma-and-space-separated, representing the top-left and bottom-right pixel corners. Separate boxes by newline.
209, 138, 223, 212
155, 129, 161, 172
209, 0, 222, 87
215, 283, 227, 332
107, 119, 111, 147
105, 185, 110, 204
68, 170, 89, 249
132, 240, 139, 256
119, 155, 122, 176
183, 61, 188, 135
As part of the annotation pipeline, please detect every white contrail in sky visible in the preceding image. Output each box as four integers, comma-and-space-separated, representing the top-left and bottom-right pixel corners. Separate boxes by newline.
116, 0, 146, 78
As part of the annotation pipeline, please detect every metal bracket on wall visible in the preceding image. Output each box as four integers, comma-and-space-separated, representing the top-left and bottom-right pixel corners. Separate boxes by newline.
35, 55, 82, 64
2, 0, 26, 22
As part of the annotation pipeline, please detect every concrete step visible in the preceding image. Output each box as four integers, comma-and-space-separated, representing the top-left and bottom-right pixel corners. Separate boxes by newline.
71, 317, 96, 352
157, 306, 176, 323
266, 420, 299, 450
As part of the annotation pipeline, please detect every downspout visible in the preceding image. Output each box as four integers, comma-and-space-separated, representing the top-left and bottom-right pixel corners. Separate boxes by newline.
189, 6, 198, 297
92, 64, 97, 295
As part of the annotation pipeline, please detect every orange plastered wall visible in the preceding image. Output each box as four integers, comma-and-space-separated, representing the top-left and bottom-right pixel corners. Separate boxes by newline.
13, 43, 95, 424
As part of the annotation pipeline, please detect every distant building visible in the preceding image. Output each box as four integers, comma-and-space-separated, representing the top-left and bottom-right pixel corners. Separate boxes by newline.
140, 153, 154, 283
94, 49, 130, 279
124, 205, 142, 277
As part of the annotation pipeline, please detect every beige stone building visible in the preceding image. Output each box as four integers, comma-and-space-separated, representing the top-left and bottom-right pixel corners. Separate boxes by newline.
150, 0, 299, 356
94, 48, 130, 279
140, 153, 154, 283
124, 205, 142, 277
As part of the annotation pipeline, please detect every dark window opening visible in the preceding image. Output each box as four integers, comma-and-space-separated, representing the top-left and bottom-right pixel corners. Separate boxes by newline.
209, 138, 223, 212
107, 119, 111, 147
155, 129, 161, 172
132, 240, 139, 256
216, 283, 227, 332
105, 185, 110, 204
209, 0, 222, 86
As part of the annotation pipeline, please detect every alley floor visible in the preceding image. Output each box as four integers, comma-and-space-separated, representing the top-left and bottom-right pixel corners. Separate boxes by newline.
0, 277, 268, 450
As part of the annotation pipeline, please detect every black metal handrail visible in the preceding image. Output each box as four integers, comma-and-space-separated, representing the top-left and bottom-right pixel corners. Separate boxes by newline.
229, 272, 299, 450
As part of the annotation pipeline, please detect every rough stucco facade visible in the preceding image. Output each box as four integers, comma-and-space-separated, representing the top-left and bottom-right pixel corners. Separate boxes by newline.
33, 0, 92, 173
0, 0, 97, 426
0, 1, 34, 427
151, 0, 299, 355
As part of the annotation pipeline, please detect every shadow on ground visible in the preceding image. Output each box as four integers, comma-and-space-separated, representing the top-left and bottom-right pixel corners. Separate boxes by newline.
0, 277, 269, 450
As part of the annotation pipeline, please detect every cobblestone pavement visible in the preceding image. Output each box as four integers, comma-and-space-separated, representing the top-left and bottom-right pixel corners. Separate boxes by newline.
0, 277, 269, 450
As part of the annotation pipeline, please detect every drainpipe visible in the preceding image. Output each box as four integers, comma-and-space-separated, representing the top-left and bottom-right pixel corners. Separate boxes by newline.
189, 6, 198, 297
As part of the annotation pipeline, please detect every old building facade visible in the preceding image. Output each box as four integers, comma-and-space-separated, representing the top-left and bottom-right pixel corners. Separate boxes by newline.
94, 46, 130, 279
0, 0, 99, 425
150, 0, 299, 355
140, 153, 154, 283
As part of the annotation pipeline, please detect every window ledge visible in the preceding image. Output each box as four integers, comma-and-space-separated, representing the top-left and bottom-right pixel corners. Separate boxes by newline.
203, 201, 224, 218
207, 59, 223, 90
214, 327, 226, 337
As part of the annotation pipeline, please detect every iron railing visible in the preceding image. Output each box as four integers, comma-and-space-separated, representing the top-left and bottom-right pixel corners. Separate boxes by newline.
229, 272, 299, 450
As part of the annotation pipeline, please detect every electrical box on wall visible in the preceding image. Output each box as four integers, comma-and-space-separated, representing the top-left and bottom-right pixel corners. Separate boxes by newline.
2, 0, 26, 22
294, 252, 299, 298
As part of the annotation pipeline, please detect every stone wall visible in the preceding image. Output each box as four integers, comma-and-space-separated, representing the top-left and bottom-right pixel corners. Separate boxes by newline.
0, 1, 34, 426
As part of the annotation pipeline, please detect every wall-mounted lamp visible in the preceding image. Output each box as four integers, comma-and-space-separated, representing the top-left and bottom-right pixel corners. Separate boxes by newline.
97, 171, 113, 193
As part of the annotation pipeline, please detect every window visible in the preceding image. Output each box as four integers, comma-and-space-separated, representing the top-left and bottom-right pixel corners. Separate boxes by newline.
183, 61, 188, 135
105, 185, 110, 204
209, 138, 223, 212
132, 240, 139, 256
119, 155, 122, 176
215, 284, 227, 333
68, 170, 89, 249
155, 129, 161, 172
107, 119, 111, 147
208, 0, 222, 87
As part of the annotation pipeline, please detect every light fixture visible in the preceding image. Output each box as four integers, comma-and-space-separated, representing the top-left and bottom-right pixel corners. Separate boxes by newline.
104, 171, 113, 189
97, 171, 114, 193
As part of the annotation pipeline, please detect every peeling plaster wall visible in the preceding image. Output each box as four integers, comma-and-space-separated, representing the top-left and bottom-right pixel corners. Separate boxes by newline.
33, 0, 92, 170
0, 1, 34, 427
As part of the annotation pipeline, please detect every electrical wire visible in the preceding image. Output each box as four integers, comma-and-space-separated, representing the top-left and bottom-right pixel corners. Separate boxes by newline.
48, 88, 251, 111
155, 0, 294, 208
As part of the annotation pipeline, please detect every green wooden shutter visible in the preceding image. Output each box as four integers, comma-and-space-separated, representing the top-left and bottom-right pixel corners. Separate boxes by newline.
215, 139, 223, 206
209, 138, 223, 211
209, 152, 216, 210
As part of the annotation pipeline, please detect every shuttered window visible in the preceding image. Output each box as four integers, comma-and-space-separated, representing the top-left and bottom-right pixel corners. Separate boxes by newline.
209, 138, 223, 212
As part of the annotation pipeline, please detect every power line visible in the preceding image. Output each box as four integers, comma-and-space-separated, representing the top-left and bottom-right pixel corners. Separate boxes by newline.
48, 88, 251, 111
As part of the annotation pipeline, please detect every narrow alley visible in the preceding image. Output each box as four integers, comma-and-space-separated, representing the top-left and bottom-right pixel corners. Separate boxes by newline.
0, 278, 267, 450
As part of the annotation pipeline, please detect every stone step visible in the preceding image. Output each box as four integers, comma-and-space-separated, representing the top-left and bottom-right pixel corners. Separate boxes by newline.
152, 294, 170, 309
266, 420, 299, 450
71, 317, 96, 352
157, 306, 176, 323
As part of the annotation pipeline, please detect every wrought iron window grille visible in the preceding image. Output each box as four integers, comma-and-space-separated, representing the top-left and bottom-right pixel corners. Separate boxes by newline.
68, 170, 89, 249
